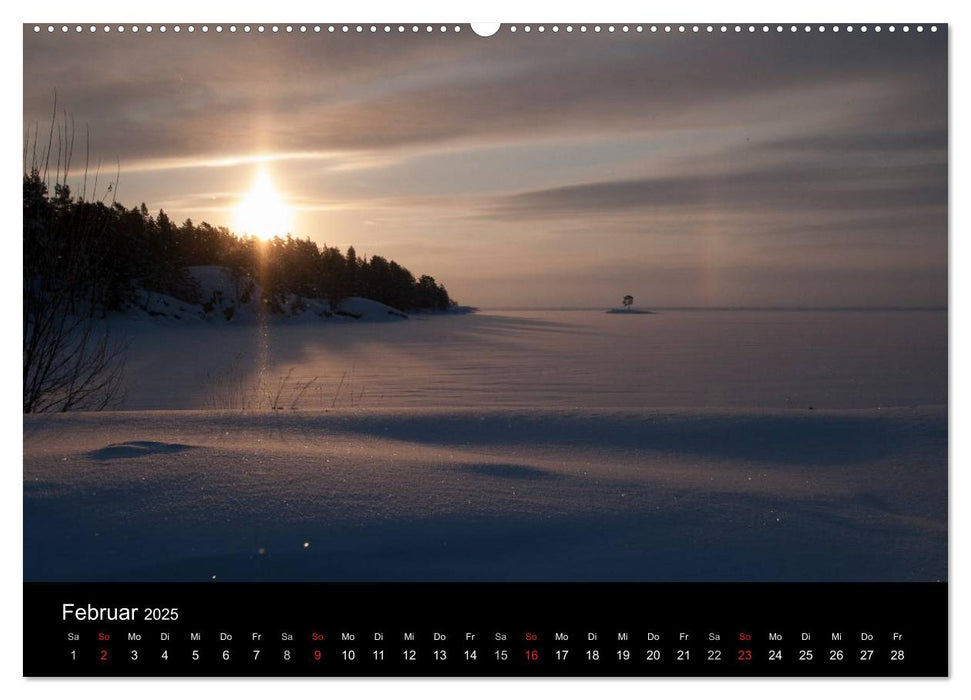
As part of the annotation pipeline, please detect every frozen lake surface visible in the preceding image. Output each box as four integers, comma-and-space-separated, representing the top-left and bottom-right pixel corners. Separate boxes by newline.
24, 309, 947, 582
117, 309, 947, 411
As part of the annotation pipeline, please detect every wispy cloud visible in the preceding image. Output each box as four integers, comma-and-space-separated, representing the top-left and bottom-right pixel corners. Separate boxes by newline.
24, 29, 945, 168
482, 161, 946, 220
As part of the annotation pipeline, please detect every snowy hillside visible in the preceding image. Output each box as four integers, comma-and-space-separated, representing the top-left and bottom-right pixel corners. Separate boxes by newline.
126, 266, 410, 323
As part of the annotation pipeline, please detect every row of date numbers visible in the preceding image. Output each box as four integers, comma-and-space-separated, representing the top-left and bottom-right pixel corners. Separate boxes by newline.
74, 647, 907, 663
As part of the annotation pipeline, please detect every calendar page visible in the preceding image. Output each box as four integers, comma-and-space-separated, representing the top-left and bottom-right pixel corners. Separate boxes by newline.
22, 20, 948, 677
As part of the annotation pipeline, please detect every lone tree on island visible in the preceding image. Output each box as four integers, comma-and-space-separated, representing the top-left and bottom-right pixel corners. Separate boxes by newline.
622, 294, 634, 310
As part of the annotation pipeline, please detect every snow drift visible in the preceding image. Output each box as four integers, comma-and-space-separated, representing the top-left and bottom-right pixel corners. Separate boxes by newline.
24, 406, 946, 582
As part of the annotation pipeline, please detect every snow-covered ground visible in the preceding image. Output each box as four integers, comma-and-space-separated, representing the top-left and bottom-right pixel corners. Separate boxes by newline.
129, 265, 410, 324
24, 309, 947, 581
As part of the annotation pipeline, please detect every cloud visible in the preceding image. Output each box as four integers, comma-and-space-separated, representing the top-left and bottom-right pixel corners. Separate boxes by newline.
23, 29, 946, 171
481, 160, 946, 220
756, 129, 947, 154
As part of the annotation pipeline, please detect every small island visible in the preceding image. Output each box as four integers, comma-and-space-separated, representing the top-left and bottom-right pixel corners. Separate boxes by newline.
605, 294, 655, 314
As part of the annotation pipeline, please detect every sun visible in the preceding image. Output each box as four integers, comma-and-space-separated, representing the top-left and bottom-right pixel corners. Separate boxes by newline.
234, 169, 294, 240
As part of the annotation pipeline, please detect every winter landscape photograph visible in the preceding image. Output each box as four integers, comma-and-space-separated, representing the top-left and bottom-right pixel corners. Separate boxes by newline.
23, 25, 946, 583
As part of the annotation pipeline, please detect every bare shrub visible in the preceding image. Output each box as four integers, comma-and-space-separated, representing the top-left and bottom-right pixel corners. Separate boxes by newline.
23, 101, 127, 412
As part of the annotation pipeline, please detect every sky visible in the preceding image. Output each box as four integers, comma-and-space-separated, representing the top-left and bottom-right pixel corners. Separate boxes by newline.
23, 26, 947, 308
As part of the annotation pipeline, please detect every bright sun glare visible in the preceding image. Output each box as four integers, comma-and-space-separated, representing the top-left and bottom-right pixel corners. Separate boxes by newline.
234, 169, 293, 240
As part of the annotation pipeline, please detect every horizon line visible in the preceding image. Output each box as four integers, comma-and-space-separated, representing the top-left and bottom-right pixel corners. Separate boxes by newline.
476, 305, 948, 312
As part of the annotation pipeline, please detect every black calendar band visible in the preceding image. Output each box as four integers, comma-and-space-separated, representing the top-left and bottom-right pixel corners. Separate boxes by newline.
24, 582, 947, 677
